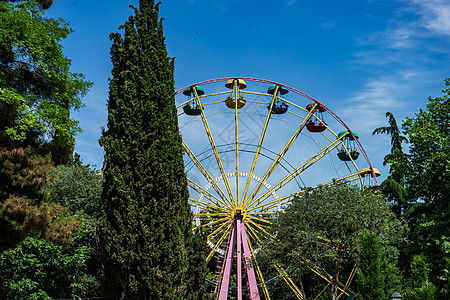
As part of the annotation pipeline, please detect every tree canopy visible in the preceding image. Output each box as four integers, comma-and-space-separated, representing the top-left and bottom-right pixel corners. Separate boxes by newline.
402, 78, 450, 298
264, 183, 404, 300
0, 0, 91, 164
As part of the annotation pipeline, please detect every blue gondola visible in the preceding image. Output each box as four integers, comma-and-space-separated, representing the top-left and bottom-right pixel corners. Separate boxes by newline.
267, 85, 289, 114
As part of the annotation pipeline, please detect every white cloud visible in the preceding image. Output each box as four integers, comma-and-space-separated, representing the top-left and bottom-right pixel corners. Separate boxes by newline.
409, 0, 450, 36
340, 77, 406, 135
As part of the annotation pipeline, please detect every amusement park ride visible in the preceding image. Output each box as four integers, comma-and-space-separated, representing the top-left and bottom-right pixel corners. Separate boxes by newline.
176, 77, 380, 299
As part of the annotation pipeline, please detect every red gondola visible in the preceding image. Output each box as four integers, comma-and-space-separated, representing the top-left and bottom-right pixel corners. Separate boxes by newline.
305, 102, 327, 132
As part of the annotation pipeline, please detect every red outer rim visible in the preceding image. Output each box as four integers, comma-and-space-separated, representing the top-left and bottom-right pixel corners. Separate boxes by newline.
176, 77, 378, 186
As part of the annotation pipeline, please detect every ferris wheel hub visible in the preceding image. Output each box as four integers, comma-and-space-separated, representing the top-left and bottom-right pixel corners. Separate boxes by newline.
231, 207, 246, 220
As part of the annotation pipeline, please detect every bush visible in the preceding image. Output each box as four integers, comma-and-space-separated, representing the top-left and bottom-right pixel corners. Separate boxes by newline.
0, 237, 97, 299
43, 164, 102, 218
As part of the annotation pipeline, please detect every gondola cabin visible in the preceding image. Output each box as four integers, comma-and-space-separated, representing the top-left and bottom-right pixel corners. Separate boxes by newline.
267, 85, 289, 114
337, 131, 360, 161
183, 86, 204, 116
306, 102, 327, 132
358, 168, 381, 178
225, 79, 246, 109
359, 168, 381, 186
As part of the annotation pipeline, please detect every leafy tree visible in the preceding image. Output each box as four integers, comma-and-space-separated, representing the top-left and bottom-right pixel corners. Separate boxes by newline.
402, 78, 450, 298
0, 0, 54, 9
0, 0, 91, 165
98, 1, 207, 298
356, 230, 385, 300
0, 236, 98, 299
373, 112, 408, 154
0, 146, 54, 249
266, 183, 404, 300
373, 112, 409, 216
0, 194, 83, 248
43, 159, 102, 219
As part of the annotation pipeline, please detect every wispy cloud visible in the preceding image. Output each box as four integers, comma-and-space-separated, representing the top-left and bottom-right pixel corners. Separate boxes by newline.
287, 0, 298, 6
347, 0, 449, 131
321, 22, 336, 29
341, 76, 406, 134
409, 0, 450, 36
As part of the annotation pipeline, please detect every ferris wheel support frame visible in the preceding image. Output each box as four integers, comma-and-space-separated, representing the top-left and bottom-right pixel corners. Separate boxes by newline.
217, 212, 260, 300
176, 77, 379, 299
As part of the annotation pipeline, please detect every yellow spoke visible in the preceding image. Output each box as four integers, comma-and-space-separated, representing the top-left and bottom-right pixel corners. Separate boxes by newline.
207, 220, 231, 240
264, 233, 356, 296
243, 103, 317, 207
247, 199, 281, 213
337, 263, 357, 299
274, 263, 304, 299
189, 198, 225, 214
244, 221, 263, 245
192, 87, 236, 206
246, 218, 275, 239
193, 216, 229, 230
246, 136, 344, 210
204, 222, 230, 239
187, 177, 226, 206
183, 143, 233, 208
246, 215, 273, 225
314, 283, 331, 300
194, 213, 229, 217
247, 211, 279, 215
206, 223, 232, 263
273, 171, 362, 205
242, 85, 279, 205
189, 202, 223, 215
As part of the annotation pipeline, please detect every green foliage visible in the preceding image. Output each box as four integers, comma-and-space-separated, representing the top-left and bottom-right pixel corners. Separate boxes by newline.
404, 78, 450, 205
266, 183, 404, 300
0, 236, 97, 299
99, 0, 207, 298
0, 0, 91, 164
356, 230, 386, 300
0, 146, 53, 200
401, 78, 450, 298
43, 162, 102, 219
185, 230, 209, 300
1, 0, 54, 10
373, 112, 409, 216
373, 112, 408, 153
402, 255, 437, 300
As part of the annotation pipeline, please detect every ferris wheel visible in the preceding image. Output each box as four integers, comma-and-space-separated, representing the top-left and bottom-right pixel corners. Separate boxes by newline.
175, 77, 380, 300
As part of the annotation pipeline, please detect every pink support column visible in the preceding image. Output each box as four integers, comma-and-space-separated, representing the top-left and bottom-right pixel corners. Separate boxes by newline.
217, 212, 260, 300
236, 216, 243, 300
240, 222, 260, 300
217, 224, 236, 300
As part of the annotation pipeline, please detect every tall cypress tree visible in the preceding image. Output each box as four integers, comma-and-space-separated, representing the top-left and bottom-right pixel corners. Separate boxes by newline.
99, 1, 206, 298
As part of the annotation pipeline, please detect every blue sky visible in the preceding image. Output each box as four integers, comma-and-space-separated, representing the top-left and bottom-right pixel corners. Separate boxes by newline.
46, 0, 450, 181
